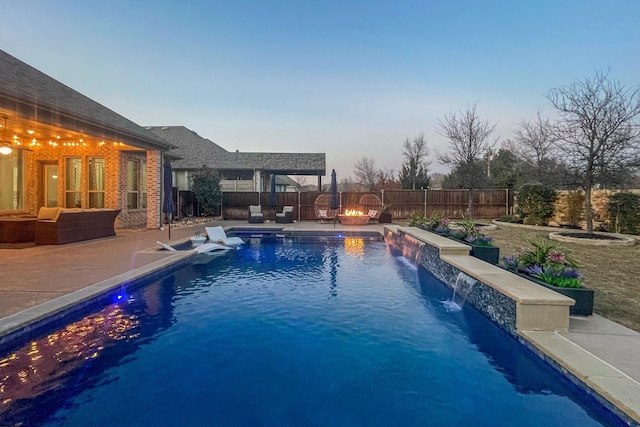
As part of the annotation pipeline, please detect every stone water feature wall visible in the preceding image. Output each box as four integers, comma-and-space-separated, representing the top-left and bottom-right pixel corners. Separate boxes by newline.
419, 243, 518, 335
388, 228, 518, 336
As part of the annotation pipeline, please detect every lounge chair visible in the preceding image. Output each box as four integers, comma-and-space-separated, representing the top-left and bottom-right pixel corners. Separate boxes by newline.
275, 206, 294, 223
157, 241, 177, 251
157, 240, 231, 253
193, 242, 232, 253
205, 226, 245, 246
248, 205, 264, 223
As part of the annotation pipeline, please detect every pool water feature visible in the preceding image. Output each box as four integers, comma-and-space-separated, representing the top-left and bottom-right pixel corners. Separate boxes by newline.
0, 238, 628, 426
443, 272, 478, 312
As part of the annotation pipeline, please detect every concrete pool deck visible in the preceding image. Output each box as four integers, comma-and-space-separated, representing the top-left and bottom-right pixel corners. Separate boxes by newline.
0, 220, 639, 423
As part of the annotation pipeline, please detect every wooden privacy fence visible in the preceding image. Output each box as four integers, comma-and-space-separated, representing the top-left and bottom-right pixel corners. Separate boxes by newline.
220, 189, 514, 221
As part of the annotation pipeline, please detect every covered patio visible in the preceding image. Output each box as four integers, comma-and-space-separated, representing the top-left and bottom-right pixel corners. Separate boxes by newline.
0, 49, 175, 233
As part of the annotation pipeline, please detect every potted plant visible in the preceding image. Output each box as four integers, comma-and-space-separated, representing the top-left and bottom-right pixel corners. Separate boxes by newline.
500, 237, 594, 315
378, 204, 393, 223
449, 216, 500, 264
411, 213, 499, 264
410, 212, 452, 233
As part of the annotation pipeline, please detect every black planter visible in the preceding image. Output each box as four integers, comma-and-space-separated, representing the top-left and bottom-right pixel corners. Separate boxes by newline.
469, 245, 500, 264
378, 213, 392, 223
516, 272, 594, 316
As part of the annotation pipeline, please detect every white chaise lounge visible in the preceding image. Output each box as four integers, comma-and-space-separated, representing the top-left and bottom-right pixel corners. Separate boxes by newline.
205, 226, 245, 247
156, 240, 231, 253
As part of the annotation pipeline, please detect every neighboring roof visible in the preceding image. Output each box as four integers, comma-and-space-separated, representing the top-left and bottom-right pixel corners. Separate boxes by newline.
148, 125, 326, 176
275, 175, 301, 188
0, 49, 174, 151
146, 126, 227, 168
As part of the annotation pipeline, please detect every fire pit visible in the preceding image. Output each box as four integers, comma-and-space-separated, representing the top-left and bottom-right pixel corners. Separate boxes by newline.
338, 209, 371, 226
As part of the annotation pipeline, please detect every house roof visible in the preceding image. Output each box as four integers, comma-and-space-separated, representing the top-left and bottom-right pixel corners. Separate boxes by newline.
147, 125, 326, 176
0, 49, 173, 151
145, 126, 227, 168
275, 175, 301, 188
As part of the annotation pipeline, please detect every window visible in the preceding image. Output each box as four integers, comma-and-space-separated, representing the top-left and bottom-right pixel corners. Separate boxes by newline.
140, 161, 147, 209
88, 157, 105, 208
0, 149, 26, 211
127, 159, 140, 209
65, 157, 82, 208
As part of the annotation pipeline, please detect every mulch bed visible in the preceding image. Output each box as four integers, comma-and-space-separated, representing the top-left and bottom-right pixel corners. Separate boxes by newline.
556, 232, 623, 241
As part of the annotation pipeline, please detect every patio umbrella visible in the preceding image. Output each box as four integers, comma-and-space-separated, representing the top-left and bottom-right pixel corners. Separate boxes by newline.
269, 174, 277, 208
330, 169, 339, 210
330, 169, 338, 228
162, 158, 174, 240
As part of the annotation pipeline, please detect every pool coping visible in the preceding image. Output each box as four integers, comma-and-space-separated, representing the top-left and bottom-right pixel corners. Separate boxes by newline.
385, 225, 640, 425
0, 250, 195, 348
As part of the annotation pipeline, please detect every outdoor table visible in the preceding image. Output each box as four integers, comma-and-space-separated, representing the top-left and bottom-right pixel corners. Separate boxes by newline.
0, 217, 37, 243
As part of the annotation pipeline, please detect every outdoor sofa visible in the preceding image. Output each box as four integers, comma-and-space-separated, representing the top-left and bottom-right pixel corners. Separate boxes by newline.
35, 207, 121, 245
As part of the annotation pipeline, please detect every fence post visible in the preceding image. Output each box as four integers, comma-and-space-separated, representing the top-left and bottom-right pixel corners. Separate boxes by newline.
381, 189, 384, 205
505, 188, 509, 216
298, 191, 301, 222
424, 189, 427, 217
339, 192, 342, 214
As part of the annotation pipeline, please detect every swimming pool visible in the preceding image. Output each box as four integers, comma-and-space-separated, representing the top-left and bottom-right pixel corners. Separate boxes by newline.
0, 237, 627, 426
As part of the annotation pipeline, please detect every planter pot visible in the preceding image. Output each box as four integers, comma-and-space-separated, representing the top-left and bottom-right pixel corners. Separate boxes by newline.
378, 213, 392, 223
516, 272, 594, 316
469, 245, 500, 264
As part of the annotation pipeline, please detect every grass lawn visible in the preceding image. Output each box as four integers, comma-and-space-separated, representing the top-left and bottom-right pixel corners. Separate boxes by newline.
485, 225, 640, 333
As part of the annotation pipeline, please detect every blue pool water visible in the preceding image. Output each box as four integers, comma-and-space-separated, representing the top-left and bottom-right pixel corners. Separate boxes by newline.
0, 237, 626, 426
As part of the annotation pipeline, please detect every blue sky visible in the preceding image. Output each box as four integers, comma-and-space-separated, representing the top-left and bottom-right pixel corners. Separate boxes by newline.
2, 1, 639, 180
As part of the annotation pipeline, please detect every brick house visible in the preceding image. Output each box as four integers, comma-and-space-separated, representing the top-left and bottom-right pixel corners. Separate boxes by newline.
0, 49, 174, 230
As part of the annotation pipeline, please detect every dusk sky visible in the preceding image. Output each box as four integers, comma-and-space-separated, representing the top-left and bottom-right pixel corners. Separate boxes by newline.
2, 1, 639, 181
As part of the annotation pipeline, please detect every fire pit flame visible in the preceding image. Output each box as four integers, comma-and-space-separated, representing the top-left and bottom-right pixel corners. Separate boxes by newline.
344, 209, 364, 216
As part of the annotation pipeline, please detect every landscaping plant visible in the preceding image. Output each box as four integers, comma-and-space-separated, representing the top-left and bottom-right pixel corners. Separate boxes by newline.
516, 183, 556, 225
414, 213, 494, 247
410, 212, 451, 233
559, 190, 585, 228
500, 237, 583, 288
606, 192, 640, 235
449, 216, 494, 246
190, 166, 223, 216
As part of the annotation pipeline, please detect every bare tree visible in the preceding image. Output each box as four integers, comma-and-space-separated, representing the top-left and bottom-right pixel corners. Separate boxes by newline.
548, 70, 640, 233
339, 176, 357, 192
291, 175, 308, 188
514, 110, 556, 183
376, 168, 398, 190
437, 102, 497, 214
353, 156, 377, 191
399, 133, 432, 189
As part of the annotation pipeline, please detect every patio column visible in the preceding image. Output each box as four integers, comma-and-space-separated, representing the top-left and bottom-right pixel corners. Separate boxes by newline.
147, 150, 162, 229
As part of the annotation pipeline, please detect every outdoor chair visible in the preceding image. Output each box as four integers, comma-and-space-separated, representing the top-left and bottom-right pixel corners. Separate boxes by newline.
367, 209, 380, 223
157, 240, 232, 253
315, 208, 336, 224
248, 205, 264, 223
205, 226, 245, 246
275, 206, 294, 223
359, 194, 383, 224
